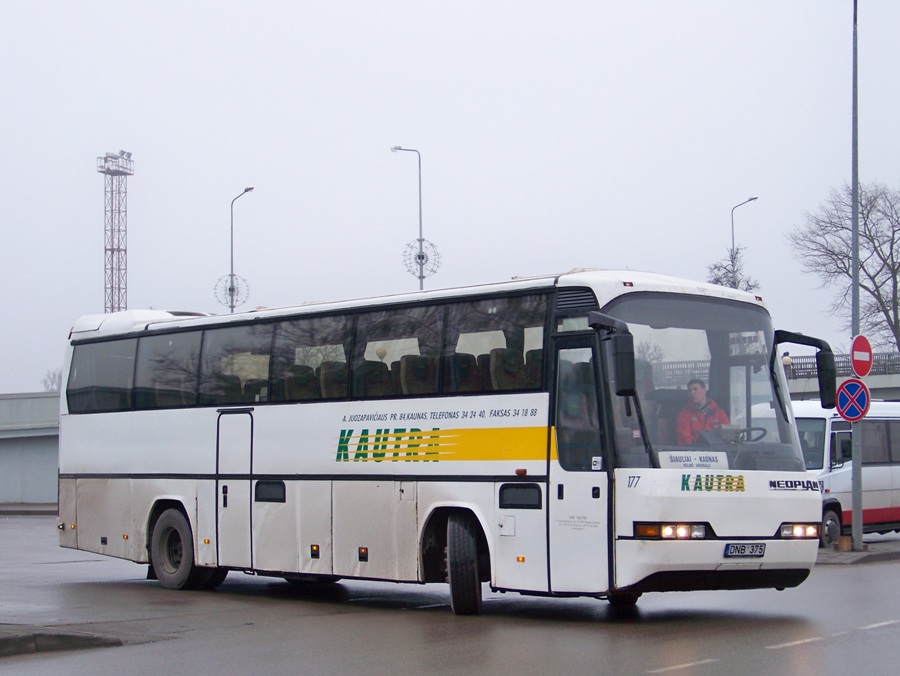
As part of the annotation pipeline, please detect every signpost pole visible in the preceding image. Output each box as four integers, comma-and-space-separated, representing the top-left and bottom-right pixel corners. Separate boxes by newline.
849, 335, 871, 551
851, 422, 862, 551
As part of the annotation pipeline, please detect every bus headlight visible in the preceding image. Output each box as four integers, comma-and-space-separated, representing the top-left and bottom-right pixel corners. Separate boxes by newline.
634, 523, 707, 539
780, 523, 819, 539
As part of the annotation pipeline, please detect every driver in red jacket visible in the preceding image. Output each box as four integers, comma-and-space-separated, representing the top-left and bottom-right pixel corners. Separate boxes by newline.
675, 378, 730, 446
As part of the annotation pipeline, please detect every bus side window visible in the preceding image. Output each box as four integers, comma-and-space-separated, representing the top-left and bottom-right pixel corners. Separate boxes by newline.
199, 324, 273, 406
891, 422, 900, 463
68, 339, 137, 414
861, 421, 891, 465
351, 304, 443, 399
443, 294, 548, 396
270, 315, 353, 403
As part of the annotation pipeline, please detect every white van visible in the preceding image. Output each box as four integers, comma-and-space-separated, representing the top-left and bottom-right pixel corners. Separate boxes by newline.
792, 400, 900, 547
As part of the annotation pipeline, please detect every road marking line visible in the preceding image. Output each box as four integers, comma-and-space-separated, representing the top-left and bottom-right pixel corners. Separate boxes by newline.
860, 620, 900, 630
766, 637, 823, 650
647, 659, 718, 673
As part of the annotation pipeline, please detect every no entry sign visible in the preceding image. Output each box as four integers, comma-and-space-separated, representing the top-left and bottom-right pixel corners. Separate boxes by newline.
836, 378, 870, 423
850, 334, 873, 378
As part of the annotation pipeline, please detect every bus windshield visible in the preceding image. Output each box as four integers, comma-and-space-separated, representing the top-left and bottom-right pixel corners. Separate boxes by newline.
603, 293, 804, 472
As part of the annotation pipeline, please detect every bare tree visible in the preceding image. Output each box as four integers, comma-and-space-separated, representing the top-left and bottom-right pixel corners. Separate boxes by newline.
706, 245, 760, 292
42, 367, 62, 392
636, 339, 665, 364
788, 182, 900, 350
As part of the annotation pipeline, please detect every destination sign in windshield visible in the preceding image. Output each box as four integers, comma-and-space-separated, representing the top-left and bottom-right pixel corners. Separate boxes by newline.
658, 451, 728, 469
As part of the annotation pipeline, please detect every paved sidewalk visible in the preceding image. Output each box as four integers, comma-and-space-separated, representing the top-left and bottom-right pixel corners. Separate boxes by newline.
815, 535, 900, 565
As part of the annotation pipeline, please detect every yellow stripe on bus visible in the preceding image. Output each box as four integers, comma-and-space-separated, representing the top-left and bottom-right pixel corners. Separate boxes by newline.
336, 426, 551, 462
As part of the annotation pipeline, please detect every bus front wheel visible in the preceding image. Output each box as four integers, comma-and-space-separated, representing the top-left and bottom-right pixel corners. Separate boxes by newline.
150, 509, 208, 590
446, 513, 482, 615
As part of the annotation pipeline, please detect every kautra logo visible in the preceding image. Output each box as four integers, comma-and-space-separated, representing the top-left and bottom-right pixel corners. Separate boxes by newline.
680, 474, 746, 492
335, 428, 440, 462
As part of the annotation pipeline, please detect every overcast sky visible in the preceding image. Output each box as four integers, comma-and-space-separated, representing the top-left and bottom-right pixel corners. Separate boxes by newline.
2, 1, 898, 394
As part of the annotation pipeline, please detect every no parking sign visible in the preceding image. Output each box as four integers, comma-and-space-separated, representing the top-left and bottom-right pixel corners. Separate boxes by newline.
836, 378, 870, 423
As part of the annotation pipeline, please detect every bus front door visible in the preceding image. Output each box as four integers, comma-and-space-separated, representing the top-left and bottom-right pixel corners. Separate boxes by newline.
548, 343, 609, 594
216, 409, 253, 569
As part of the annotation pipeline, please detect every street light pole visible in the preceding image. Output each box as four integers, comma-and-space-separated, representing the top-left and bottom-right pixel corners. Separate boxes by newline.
850, 0, 863, 552
391, 146, 424, 290
730, 196, 758, 289
229, 186, 254, 313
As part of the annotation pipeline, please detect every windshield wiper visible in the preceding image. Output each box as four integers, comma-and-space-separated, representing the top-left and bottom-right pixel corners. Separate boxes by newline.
629, 393, 659, 468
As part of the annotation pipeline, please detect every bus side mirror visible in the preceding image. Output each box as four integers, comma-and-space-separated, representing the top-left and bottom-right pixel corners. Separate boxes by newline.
816, 350, 836, 409
588, 310, 636, 396
608, 332, 636, 396
774, 330, 836, 409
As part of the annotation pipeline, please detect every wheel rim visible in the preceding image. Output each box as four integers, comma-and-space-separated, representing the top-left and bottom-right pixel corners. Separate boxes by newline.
823, 514, 840, 545
162, 527, 183, 574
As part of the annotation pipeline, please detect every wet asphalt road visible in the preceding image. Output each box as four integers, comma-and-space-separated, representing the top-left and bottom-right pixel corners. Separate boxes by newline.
3, 515, 900, 675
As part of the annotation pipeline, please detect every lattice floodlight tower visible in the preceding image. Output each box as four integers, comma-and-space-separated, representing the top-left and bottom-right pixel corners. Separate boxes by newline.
97, 151, 134, 313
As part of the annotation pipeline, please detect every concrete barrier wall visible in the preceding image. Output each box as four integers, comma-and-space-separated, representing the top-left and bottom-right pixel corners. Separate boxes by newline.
0, 393, 59, 505
0, 435, 58, 503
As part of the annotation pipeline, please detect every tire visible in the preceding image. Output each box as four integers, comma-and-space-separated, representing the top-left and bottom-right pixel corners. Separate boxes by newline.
446, 513, 482, 615
820, 508, 841, 549
284, 574, 341, 586
202, 568, 229, 590
607, 591, 640, 610
150, 509, 208, 590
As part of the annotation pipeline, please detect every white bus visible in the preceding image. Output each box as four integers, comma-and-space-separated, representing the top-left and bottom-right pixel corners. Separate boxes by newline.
58, 269, 836, 613
793, 400, 900, 547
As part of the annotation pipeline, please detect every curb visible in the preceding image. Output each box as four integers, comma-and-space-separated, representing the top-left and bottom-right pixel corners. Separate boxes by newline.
850, 550, 900, 565
815, 538, 900, 566
816, 550, 900, 566
0, 626, 123, 658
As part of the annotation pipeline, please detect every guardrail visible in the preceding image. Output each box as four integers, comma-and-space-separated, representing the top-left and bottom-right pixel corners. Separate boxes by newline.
785, 353, 900, 379
649, 353, 900, 386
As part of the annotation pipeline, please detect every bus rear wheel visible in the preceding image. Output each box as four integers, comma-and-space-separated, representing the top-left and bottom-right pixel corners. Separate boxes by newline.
446, 513, 482, 615
150, 509, 208, 590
